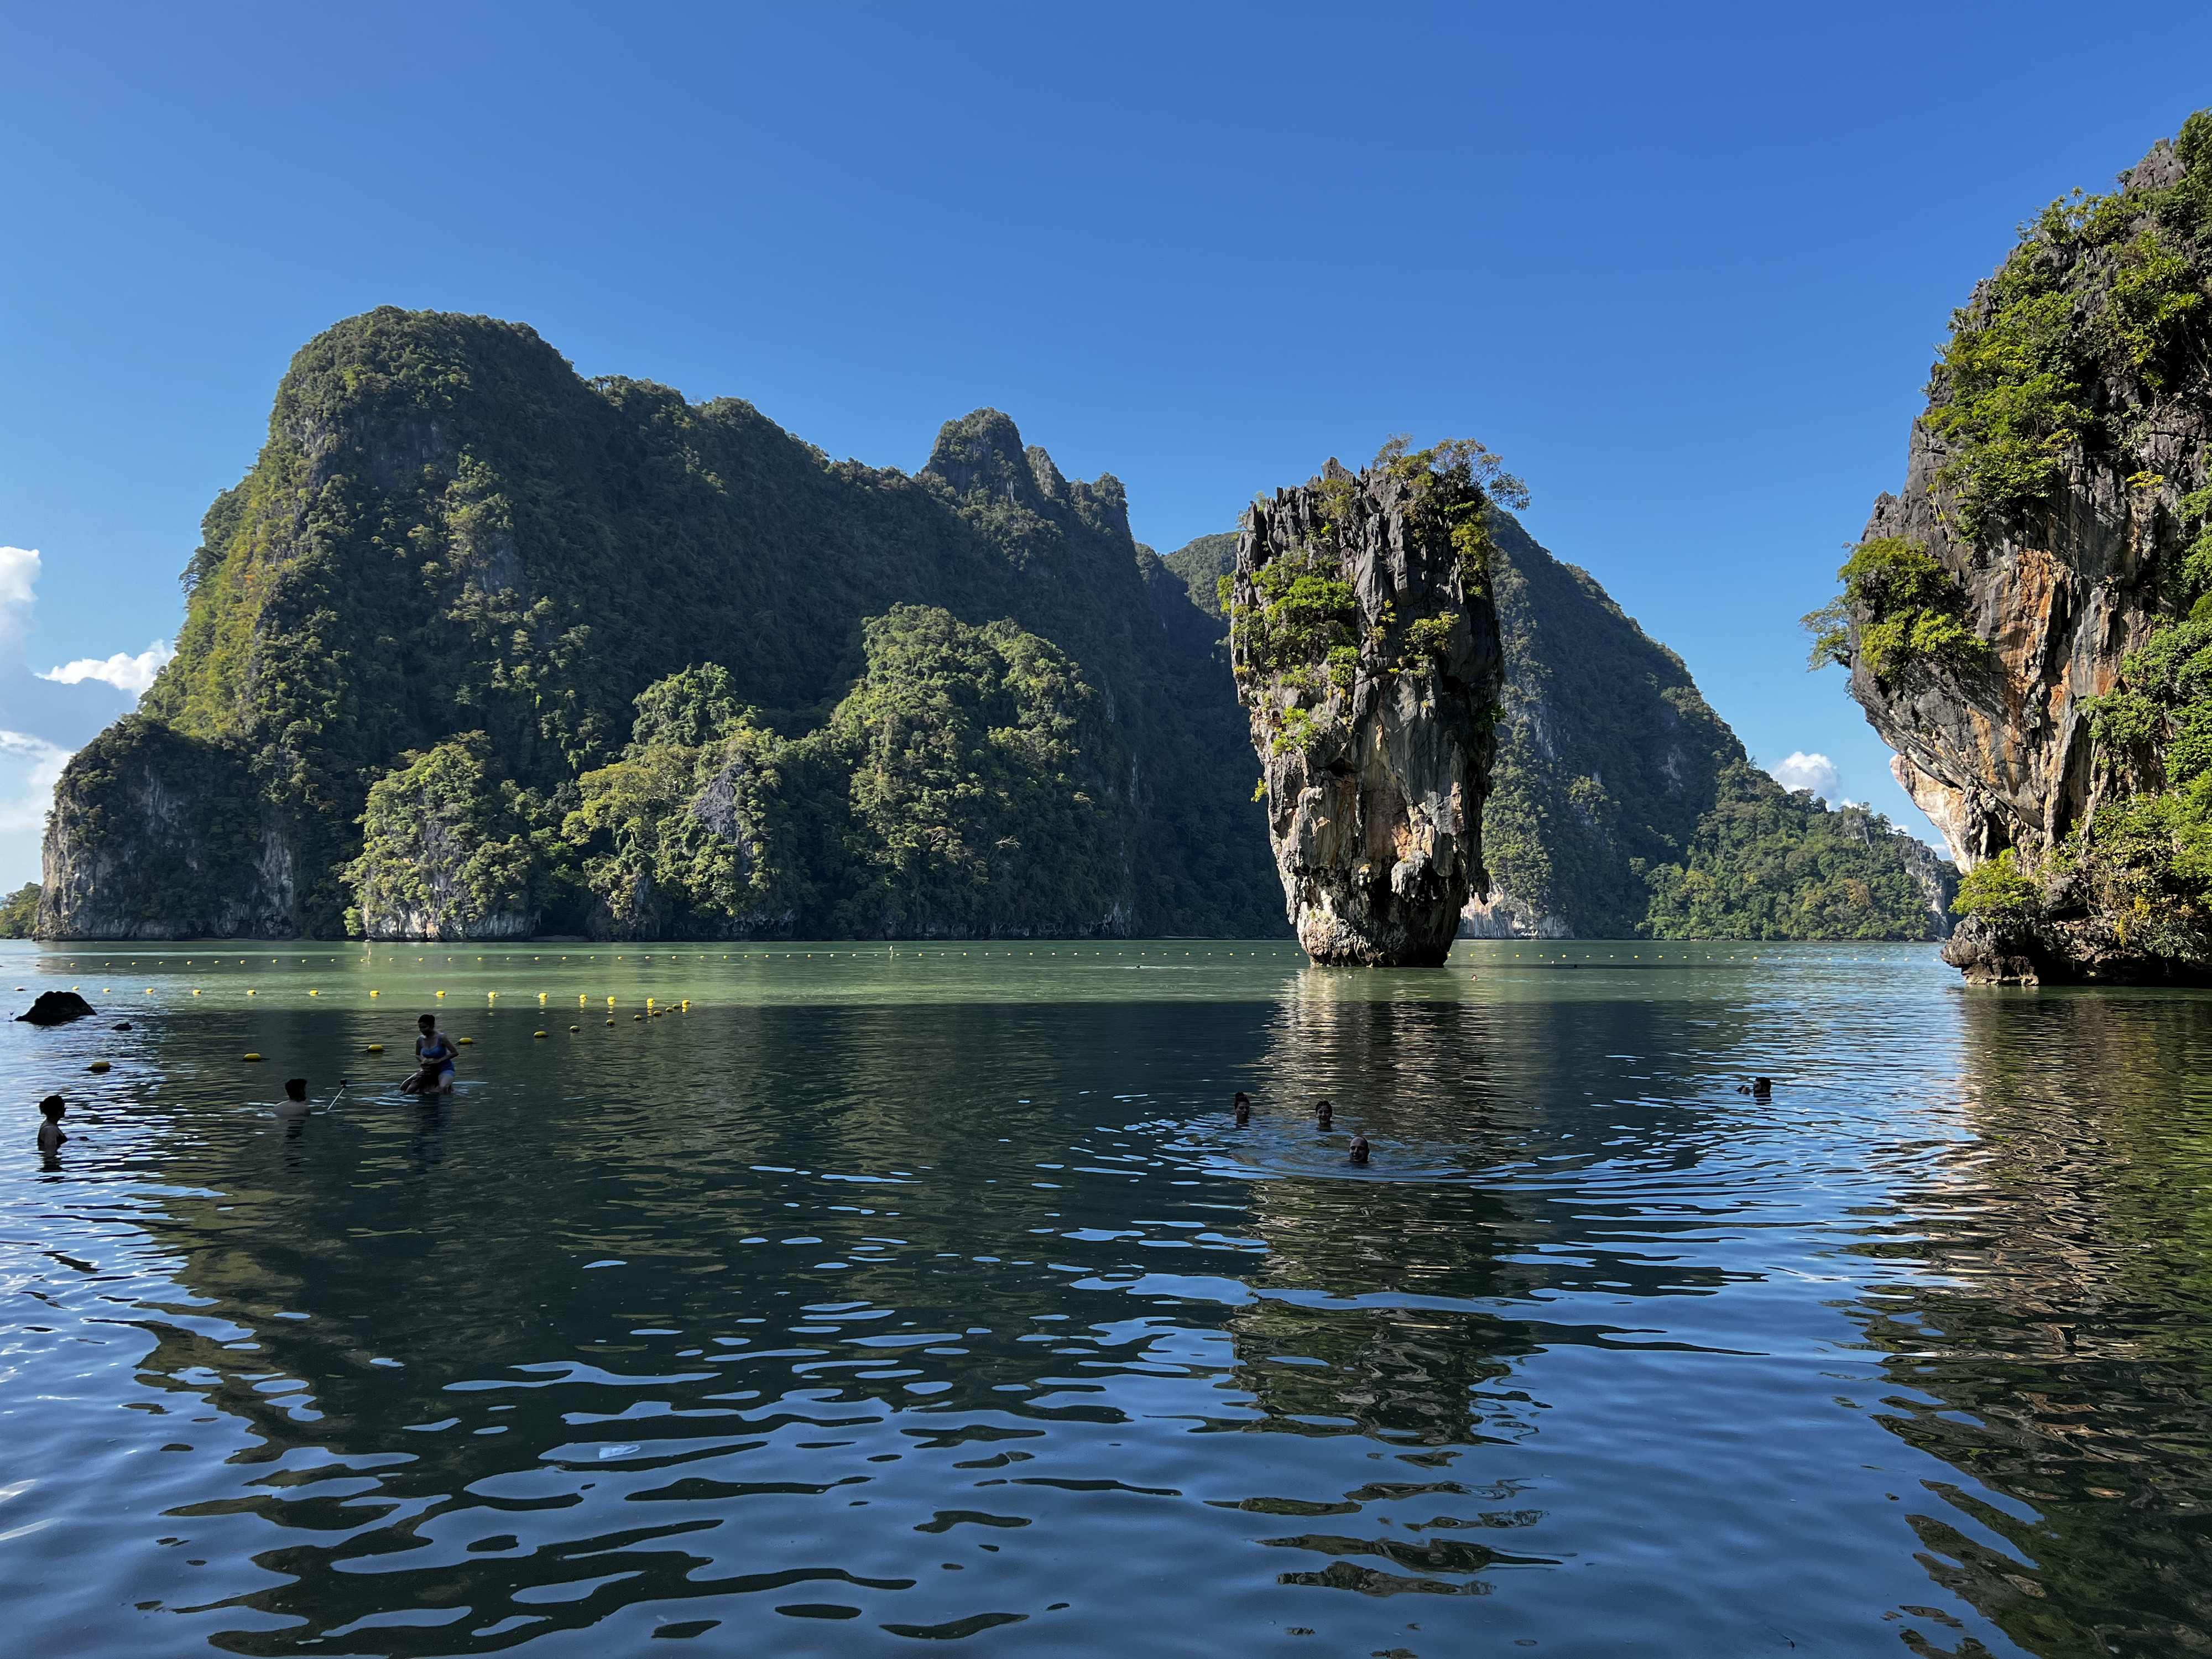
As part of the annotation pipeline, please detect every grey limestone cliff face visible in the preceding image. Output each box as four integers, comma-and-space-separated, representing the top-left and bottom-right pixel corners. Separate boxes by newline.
38, 721, 296, 940
1230, 459, 1504, 965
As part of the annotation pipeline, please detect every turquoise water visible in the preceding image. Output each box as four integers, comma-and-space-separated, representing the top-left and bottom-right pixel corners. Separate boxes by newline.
3, 938, 2209, 1656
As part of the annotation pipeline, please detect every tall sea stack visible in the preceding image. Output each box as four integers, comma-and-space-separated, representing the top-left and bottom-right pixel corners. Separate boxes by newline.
1229, 445, 1509, 964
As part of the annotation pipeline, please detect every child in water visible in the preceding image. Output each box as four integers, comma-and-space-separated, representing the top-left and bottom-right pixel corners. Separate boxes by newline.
36, 1095, 66, 1152
404, 1015, 457, 1094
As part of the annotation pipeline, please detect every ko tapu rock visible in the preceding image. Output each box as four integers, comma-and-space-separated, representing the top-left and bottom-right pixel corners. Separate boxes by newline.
1229, 442, 1510, 965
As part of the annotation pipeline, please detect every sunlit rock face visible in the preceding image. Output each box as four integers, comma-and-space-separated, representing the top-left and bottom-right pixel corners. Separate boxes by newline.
1837, 134, 2212, 983
1229, 457, 1505, 966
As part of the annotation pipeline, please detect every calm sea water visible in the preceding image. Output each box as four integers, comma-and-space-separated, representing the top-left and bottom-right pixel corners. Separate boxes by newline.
3, 938, 2208, 1657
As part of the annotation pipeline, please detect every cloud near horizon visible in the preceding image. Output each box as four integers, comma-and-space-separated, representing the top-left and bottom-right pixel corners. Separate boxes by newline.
0, 730, 72, 838
41, 639, 174, 693
1768, 750, 1840, 799
0, 545, 171, 885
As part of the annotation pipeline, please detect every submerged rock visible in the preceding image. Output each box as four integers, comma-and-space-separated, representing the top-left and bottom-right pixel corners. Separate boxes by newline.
18, 990, 95, 1025
1229, 448, 1507, 964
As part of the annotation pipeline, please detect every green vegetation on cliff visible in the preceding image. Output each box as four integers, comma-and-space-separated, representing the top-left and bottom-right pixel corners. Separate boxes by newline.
51, 309, 1278, 940
1803, 537, 1987, 682
1923, 110, 2212, 541
343, 735, 553, 940
1166, 512, 1954, 940
559, 609, 1134, 939
1905, 112, 2212, 970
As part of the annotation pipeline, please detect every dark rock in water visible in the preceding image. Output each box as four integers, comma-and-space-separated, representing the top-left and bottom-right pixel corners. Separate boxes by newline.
18, 991, 95, 1025
1230, 451, 1506, 965
113, 1021, 133, 1031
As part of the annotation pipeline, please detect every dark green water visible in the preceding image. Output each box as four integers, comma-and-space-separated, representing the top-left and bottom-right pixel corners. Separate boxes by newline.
4, 939, 2209, 1656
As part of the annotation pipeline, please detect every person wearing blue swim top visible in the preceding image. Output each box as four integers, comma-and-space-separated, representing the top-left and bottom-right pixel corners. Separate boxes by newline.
405, 1013, 458, 1094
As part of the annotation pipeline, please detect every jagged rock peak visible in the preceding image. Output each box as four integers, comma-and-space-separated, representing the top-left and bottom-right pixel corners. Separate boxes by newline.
923, 409, 1129, 538
1229, 446, 1508, 965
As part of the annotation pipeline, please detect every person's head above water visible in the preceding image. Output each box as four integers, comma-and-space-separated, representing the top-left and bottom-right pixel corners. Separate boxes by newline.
284, 1078, 308, 1103
1348, 1135, 1370, 1165
418, 1014, 437, 1032
39, 1095, 64, 1121
1233, 1091, 1251, 1105
1233, 1091, 1251, 1124
1315, 1098, 1333, 1123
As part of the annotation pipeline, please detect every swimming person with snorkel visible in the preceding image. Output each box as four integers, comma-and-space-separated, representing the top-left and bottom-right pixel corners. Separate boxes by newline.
403, 1014, 457, 1095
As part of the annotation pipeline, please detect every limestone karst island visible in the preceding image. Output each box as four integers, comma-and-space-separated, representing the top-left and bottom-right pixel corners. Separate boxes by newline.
8, 16, 2212, 1655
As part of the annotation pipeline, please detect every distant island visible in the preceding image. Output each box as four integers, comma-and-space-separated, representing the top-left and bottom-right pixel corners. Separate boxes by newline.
33, 308, 1949, 944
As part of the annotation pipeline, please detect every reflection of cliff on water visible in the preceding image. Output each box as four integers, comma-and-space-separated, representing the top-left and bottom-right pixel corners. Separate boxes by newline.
1844, 990, 2212, 1657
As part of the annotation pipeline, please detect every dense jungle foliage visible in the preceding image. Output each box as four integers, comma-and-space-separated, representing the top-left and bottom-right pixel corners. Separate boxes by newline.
1166, 514, 1954, 939
63, 308, 1277, 939
1923, 111, 2212, 542
0, 883, 38, 938
556, 610, 1134, 940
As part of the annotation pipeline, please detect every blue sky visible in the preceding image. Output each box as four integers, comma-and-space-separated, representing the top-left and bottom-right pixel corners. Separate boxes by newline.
4, 1, 2210, 887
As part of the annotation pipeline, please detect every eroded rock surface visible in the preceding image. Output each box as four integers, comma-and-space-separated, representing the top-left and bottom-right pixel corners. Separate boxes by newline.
1230, 455, 1505, 964
1837, 132, 2212, 982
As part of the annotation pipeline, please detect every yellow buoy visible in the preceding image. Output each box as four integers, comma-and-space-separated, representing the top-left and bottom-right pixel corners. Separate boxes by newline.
534, 1031, 547, 1039
88, 1061, 109, 1073
247, 989, 256, 996
458, 1036, 473, 1045
192, 989, 202, 997
309, 990, 319, 997
436, 990, 446, 999
605, 1018, 614, 1025
578, 994, 587, 1004
570, 1025, 580, 1032
243, 1052, 263, 1062
367, 1044, 384, 1053
538, 993, 547, 1004
634, 1013, 644, 1021
370, 990, 379, 998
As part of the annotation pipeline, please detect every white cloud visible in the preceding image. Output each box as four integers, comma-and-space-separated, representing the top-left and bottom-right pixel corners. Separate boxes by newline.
0, 729, 71, 836
1769, 750, 1840, 799
41, 640, 173, 694
0, 547, 37, 640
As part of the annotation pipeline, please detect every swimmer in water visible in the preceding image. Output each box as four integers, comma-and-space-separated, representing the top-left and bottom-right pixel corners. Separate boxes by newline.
36, 1094, 67, 1152
275, 1077, 310, 1118
1315, 1099, 1333, 1129
1233, 1091, 1251, 1126
403, 1014, 457, 1095
1348, 1135, 1370, 1165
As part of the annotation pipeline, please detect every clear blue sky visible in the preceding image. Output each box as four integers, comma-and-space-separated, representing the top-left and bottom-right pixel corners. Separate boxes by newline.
4, 1, 2209, 886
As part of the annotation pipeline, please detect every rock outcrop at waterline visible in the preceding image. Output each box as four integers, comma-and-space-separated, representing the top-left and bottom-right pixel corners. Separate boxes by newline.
1229, 448, 1507, 964
1824, 121, 2212, 983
